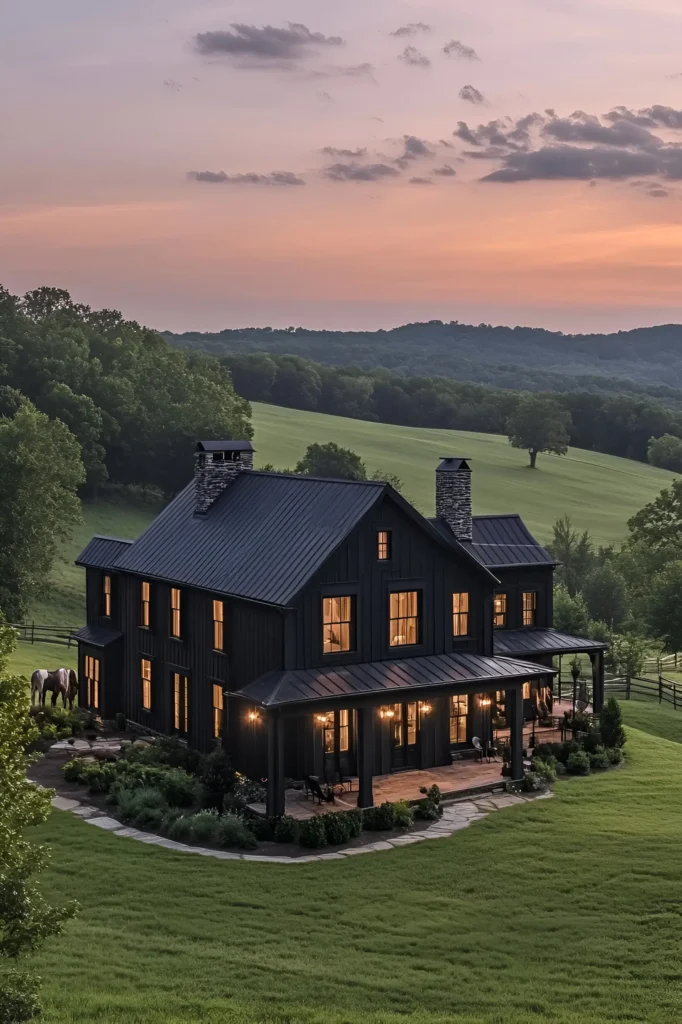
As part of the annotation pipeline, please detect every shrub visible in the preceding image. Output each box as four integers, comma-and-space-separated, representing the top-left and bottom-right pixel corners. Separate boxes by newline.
116, 786, 168, 823
533, 742, 563, 762
160, 808, 184, 835
41, 723, 57, 741
415, 785, 443, 821
299, 816, 328, 849
606, 746, 624, 766
155, 735, 204, 774
558, 740, 580, 765
115, 713, 127, 731
249, 816, 275, 842
522, 772, 544, 792
156, 768, 197, 808
62, 758, 85, 783
215, 813, 258, 850
589, 746, 611, 771
323, 813, 351, 846
187, 809, 221, 843
344, 809, 363, 838
566, 750, 591, 776
224, 775, 268, 812
392, 800, 414, 830
363, 802, 396, 831
273, 815, 299, 843
132, 807, 165, 831
200, 747, 237, 810
83, 762, 117, 793
168, 815, 195, 843
600, 697, 626, 749
56, 727, 72, 740
531, 757, 557, 785
582, 728, 604, 754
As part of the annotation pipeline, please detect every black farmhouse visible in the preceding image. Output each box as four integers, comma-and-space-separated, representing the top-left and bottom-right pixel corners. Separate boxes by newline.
74, 442, 605, 816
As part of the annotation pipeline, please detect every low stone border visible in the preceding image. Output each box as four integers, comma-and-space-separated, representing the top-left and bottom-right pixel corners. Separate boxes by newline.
50, 790, 554, 863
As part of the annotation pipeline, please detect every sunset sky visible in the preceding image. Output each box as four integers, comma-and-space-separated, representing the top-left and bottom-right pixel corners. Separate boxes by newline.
3, 0, 682, 332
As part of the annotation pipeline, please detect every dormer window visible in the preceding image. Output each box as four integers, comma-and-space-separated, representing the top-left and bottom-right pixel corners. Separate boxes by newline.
522, 591, 537, 627
102, 575, 112, 618
377, 530, 391, 561
493, 593, 507, 629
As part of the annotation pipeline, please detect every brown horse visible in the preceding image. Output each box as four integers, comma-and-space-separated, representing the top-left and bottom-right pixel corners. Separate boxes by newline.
38, 668, 78, 709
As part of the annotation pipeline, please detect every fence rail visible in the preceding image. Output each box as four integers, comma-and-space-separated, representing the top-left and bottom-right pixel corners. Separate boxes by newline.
10, 622, 78, 648
605, 674, 682, 709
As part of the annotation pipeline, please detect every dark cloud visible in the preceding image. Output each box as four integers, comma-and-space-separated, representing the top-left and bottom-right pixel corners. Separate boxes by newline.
460, 85, 484, 104
188, 169, 306, 185
409, 176, 433, 184
606, 104, 682, 129
163, 79, 182, 91
394, 135, 434, 168
647, 187, 670, 197
323, 162, 401, 182
542, 111, 659, 148
321, 146, 367, 158
433, 164, 457, 176
317, 90, 333, 102
443, 39, 479, 61
194, 23, 343, 62
398, 46, 431, 68
391, 23, 431, 37
338, 62, 375, 79
481, 145, 664, 182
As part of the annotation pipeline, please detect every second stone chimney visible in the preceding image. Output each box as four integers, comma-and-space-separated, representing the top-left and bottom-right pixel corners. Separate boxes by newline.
194, 440, 254, 515
436, 457, 472, 542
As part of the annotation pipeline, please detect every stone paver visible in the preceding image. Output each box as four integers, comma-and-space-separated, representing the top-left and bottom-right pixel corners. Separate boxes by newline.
71, 805, 100, 817
85, 816, 125, 831
51, 796, 80, 811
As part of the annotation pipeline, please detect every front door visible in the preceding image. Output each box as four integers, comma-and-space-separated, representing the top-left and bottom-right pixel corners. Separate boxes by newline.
322, 709, 355, 782
173, 672, 188, 737
390, 702, 419, 771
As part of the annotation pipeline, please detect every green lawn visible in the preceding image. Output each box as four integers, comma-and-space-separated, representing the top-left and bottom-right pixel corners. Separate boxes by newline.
251, 402, 676, 546
621, 698, 682, 744
32, 725, 682, 1023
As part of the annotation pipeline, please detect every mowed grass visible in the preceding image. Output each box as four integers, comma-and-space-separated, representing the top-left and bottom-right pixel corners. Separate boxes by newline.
251, 402, 676, 546
33, 726, 682, 1024
621, 697, 682, 744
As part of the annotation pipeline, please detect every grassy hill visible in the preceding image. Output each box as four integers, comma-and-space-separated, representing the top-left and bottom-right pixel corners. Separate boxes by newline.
250, 402, 676, 547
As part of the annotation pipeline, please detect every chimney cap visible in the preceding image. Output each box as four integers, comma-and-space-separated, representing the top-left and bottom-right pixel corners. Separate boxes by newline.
436, 457, 471, 472
196, 440, 255, 453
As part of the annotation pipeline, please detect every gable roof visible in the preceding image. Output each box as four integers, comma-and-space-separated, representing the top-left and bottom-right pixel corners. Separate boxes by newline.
430, 514, 555, 570
234, 651, 555, 709
76, 535, 133, 570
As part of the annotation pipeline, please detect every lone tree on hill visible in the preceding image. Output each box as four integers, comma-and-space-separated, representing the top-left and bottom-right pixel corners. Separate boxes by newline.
506, 395, 571, 469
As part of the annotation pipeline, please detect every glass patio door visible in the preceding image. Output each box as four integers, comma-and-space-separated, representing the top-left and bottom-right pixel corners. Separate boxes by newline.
390, 702, 419, 771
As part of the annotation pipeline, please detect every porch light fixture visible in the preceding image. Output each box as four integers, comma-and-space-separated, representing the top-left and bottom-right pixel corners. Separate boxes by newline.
419, 702, 432, 715
315, 712, 333, 726
247, 710, 260, 723
478, 696, 492, 708
379, 707, 395, 719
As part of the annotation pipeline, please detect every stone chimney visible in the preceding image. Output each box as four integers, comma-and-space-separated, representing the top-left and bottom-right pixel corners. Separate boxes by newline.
436, 458, 472, 541
194, 440, 254, 515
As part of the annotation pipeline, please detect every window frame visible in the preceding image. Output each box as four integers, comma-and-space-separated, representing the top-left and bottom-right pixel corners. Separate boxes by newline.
102, 574, 112, 618
322, 595, 355, 655
493, 592, 507, 629
388, 589, 422, 648
141, 658, 152, 711
140, 580, 151, 629
522, 591, 538, 628
449, 693, 468, 745
170, 588, 181, 639
84, 654, 100, 710
212, 683, 224, 739
213, 599, 224, 652
377, 529, 392, 561
173, 671, 189, 736
452, 592, 470, 638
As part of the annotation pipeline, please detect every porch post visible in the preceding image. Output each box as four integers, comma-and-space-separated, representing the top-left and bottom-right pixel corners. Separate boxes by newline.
357, 705, 374, 808
591, 651, 605, 715
221, 690, 230, 753
266, 709, 285, 818
506, 686, 524, 782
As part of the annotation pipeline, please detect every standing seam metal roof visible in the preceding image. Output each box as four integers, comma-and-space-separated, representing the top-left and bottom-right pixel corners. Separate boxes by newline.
75, 536, 133, 570
494, 628, 606, 657
429, 513, 555, 569
235, 651, 555, 708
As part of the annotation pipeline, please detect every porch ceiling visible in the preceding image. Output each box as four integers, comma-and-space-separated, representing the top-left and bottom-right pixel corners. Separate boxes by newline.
233, 651, 556, 711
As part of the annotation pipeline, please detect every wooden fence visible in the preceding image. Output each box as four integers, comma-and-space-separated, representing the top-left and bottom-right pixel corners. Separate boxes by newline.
10, 622, 77, 648
605, 674, 682, 709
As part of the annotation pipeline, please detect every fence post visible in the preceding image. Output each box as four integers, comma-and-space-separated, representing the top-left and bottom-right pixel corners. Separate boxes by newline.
626, 676, 631, 700
675, 684, 677, 711
659, 675, 663, 704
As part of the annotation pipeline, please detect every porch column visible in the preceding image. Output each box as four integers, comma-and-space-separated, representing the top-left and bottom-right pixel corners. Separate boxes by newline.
357, 705, 374, 808
266, 710, 285, 818
221, 691, 231, 754
506, 686, 524, 782
591, 651, 605, 714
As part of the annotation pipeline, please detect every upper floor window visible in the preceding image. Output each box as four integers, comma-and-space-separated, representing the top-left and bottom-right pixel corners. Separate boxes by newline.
170, 588, 181, 639
213, 600, 224, 651
493, 593, 507, 629
103, 575, 112, 618
389, 590, 420, 647
377, 530, 391, 561
212, 684, 224, 739
522, 591, 537, 627
452, 592, 470, 637
141, 658, 152, 710
323, 596, 353, 654
173, 673, 189, 735
140, 581, 150, 628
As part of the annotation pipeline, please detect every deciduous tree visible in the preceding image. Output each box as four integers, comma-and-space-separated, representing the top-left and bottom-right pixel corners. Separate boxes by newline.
295, 442, 367, 481
506, 395, 571, 469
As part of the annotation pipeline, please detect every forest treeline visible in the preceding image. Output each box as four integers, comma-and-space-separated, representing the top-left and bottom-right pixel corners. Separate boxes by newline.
167, 320, 682, 401
220, 352, 682, 466
0, 286, 251, 497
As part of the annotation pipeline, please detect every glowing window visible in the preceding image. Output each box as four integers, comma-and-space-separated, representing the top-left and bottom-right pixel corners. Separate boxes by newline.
493, 593, 507, 629
389, 591, 419, 647
453, 592, 470, 637
323, 596, 353, 653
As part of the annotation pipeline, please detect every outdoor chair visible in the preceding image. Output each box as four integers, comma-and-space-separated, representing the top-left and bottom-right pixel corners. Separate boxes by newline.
304, 775, 335, 805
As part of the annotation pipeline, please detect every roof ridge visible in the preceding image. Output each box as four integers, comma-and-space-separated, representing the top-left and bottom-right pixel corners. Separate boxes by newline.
250, 470, 385, 487
89, 534, 134, 544
472, 513, 522, 520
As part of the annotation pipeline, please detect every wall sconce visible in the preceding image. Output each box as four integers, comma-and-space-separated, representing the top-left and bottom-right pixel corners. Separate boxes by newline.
315, 713, 332, 726
478, 696, 492, 709
419, 702, 432, 715
379, 707, 395, 719
247, 710, 261, 723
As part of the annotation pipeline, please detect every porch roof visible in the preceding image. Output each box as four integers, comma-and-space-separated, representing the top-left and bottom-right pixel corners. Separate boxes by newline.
493, 628, 606, 658
72, 624, 123, 648
234, 651, 555, 710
